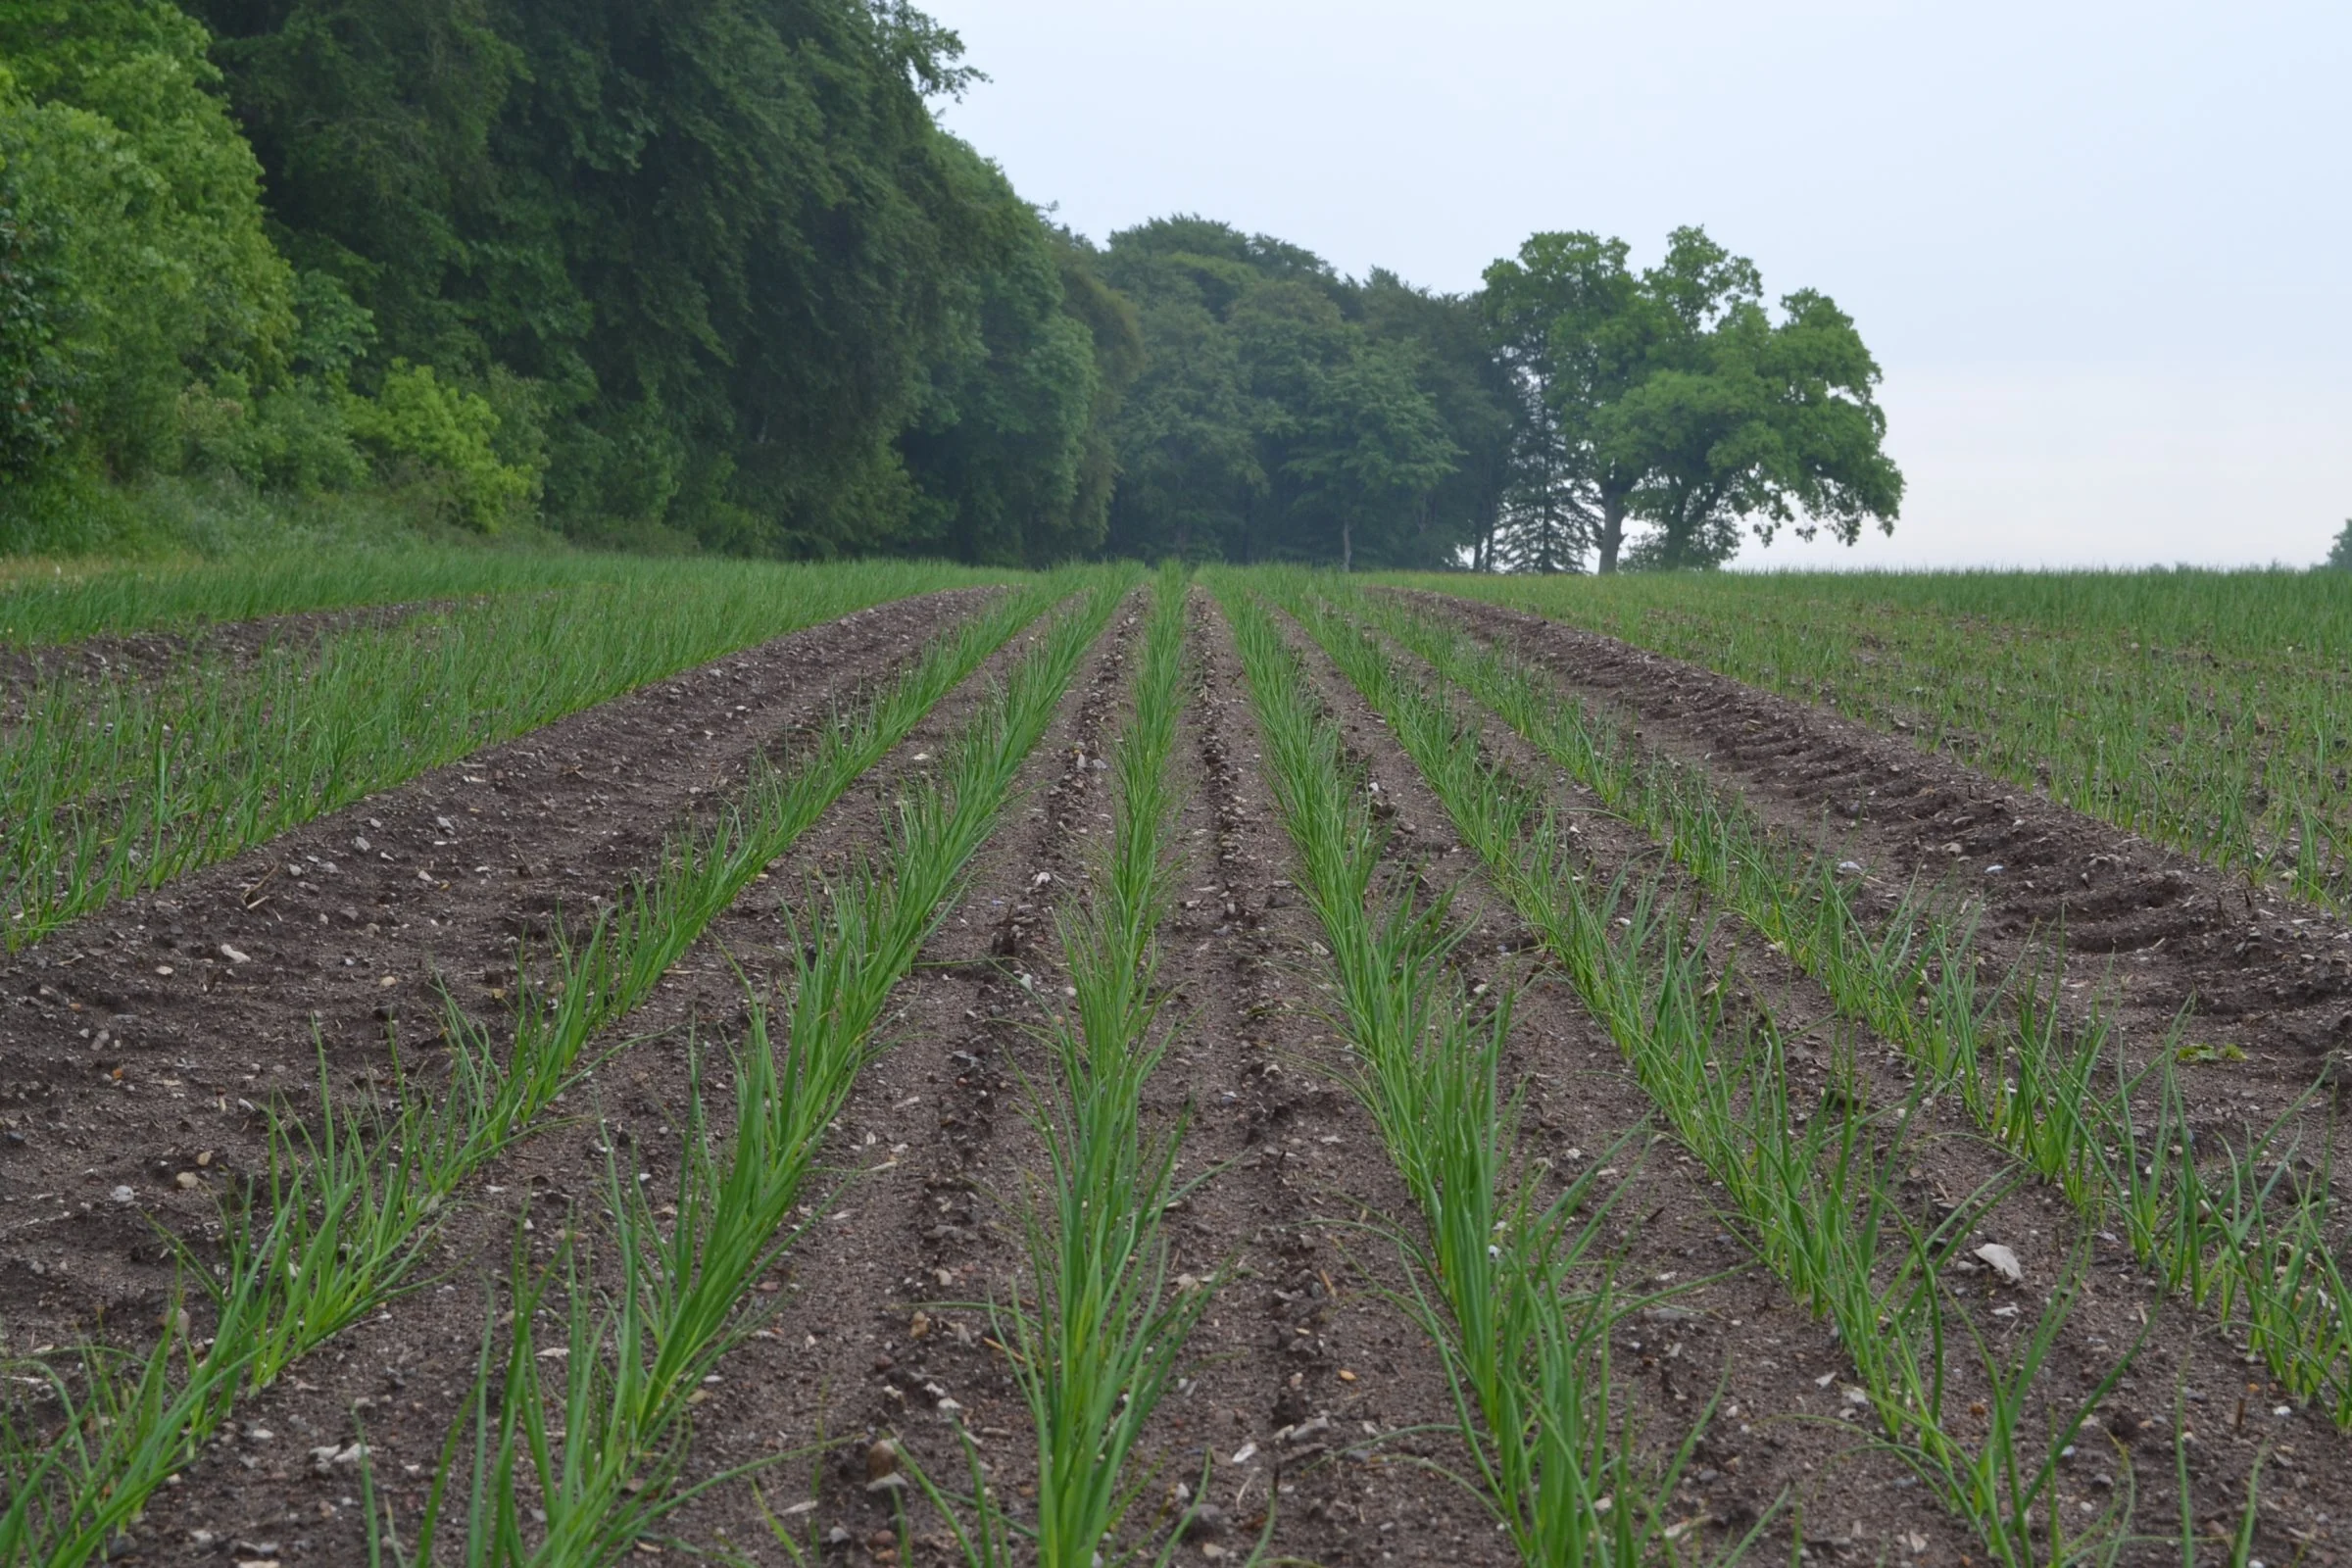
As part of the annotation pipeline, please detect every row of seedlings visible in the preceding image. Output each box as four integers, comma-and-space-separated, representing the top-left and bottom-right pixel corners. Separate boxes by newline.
1333, 580, 2352, 1429
0, 573, 1094, 1567
908, 564, 1222, 1567
1209, 575, 1713, 1567
1262, 577, 2155, 1567
1412, 572, 2352, 906
362, 578, 1135, 1564
1, 559, 989, 948
0, 551, 974, 646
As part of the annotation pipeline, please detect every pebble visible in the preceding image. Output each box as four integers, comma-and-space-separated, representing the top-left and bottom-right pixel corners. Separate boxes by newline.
109, 1185, 135, 1205
1974, 1243, 2024, 1283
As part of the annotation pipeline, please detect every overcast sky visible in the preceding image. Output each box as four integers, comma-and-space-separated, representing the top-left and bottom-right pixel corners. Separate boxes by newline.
933, 0, 2352, 569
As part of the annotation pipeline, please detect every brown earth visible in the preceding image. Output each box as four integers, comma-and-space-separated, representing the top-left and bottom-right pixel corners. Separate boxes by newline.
1272, 603, 1988, 1561
1379, 590, 2352, 1561
12, 578, 2350, 1567
0, 587, 996, 1355
627, 590, 1514, 1567
114, 585, 1066, 1564
1401, 592, 2352, 1129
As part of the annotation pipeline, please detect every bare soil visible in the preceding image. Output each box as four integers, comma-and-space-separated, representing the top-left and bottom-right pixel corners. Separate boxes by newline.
0, 588, 995, 1354
1402, 593, 2352, 1096
1388, 590, 2352, 1561
12, 580, 2351, 1566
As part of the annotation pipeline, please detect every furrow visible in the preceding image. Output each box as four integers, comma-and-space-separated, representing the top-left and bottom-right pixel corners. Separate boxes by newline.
1282, 575, 2352, 1564
0, 580, 1081, 1567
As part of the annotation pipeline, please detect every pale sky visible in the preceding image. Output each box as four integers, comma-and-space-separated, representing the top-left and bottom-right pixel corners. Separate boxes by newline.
934, 0, 2352, 569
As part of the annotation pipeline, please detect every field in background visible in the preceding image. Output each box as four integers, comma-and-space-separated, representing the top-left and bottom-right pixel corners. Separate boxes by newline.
1, 557, 1012, 947
0, 547, 1020, 649
1398, 567, 2352, 906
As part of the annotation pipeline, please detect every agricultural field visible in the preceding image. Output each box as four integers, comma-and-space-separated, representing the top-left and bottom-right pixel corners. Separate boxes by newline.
2, 562, 2349, 1568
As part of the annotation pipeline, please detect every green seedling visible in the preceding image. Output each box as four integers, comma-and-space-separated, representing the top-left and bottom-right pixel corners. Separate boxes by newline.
1212, 575, 1707, 1566
2, 559, 1012, 947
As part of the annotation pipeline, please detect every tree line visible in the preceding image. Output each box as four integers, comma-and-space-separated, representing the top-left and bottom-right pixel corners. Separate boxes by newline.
0, 0, 1902, 570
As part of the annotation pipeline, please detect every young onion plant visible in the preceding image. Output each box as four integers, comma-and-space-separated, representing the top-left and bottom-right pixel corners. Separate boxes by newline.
370, 576, 1135, 1566
1394, 569, 2352, 906
1325, 580, 2352, 1430
1266, 578, 2136, 1567
0, 577, 1093, 1568
1210, 575, 1698, 1568
1, 559, 997, 949
909, 565, 1221, 1568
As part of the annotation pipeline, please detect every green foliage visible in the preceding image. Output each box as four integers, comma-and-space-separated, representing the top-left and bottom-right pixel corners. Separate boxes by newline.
896, 153, 1116, 566
341, 361, 535, 530
1099, 217, 1481, 568
0, 0, 1900, 571
1361, 270, 1514, 569
0, 3, 294, 478
1484, 226, 1901, 572
182, 0, 1086, 556
0, 189, 75, 485
2328, 518, 2352, 570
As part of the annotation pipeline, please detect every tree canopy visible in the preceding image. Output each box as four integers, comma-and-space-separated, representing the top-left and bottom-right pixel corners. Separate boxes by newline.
1097, 217, 1498, 569
0, 4, 1901, 571
1484, 225, 1901, 571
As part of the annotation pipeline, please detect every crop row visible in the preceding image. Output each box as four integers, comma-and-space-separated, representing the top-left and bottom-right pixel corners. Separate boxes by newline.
0, 572, 1113, 1566
1249, 575, 2154, 1563
1, 558, 991, 947
1406, 569, 2352, 906
900, 564, 1213, 1568
1210, 573, 1710, 1564
365, 576, 1129, 1565
1320, 577, 2352, 1430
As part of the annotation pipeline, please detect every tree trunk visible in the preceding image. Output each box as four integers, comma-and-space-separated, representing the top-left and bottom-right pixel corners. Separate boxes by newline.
1341, 519, 1353, 572
1596, 494, 1628, 574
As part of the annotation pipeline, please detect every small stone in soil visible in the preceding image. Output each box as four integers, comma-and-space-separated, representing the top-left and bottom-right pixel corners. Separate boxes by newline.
1973, 1243, 2024, 1283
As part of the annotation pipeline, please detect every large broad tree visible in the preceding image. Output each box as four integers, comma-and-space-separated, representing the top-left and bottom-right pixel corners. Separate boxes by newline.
1611, 231, 1903, 567
1480, 225, 1899, 572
